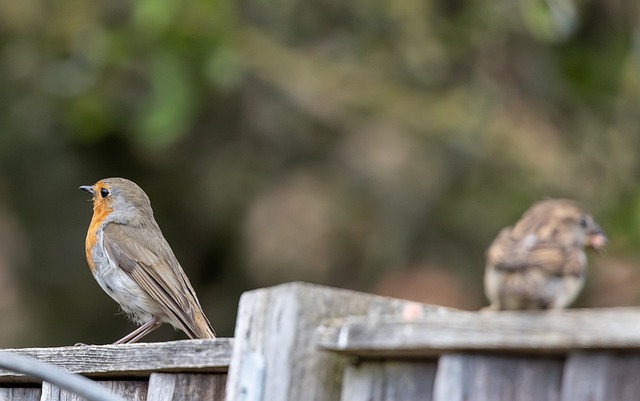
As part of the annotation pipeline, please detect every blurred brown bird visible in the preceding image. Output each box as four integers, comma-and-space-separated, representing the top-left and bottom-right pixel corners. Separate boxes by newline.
484, 198, 606, 310
80, 177, 216, 343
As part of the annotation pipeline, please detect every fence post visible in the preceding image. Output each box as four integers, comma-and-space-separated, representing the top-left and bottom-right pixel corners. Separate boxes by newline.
224, 282, 440, 401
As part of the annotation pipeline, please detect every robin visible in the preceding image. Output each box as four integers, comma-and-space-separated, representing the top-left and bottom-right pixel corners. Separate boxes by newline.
484, 198, 606, 310
80, 177, 215, 344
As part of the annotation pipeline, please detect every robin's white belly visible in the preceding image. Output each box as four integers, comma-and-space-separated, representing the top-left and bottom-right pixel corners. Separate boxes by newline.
90, 232, 164, 325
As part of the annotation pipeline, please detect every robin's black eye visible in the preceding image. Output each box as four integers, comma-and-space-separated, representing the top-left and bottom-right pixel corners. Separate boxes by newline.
100, 188, 110, 198
579, 216, 589, 228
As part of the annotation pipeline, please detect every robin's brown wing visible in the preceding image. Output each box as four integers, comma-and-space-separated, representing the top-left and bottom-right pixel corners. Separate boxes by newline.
493, 236, 583, 277
527, 243, 584, 277
102, 223, 215, 339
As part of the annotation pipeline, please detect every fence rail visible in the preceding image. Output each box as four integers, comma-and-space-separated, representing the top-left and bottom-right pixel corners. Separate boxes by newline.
317, 308, 640, 356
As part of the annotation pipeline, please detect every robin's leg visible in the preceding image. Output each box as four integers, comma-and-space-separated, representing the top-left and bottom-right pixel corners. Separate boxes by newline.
114, 316, 162, 344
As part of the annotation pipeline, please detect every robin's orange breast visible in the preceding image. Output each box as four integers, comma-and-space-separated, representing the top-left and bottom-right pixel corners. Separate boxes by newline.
85, 204, 112, 271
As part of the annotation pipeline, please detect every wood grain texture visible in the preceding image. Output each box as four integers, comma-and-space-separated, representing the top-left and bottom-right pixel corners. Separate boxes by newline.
0, 339, 231, 383
41, 380, 148, 401
147, 373, 226, 401
0, 387, 41, 401
225, 282, 449, 401
561, 351, 640, 401
433, 354, 563, 401
317, 307, 640, 357
341, 360, 437, 401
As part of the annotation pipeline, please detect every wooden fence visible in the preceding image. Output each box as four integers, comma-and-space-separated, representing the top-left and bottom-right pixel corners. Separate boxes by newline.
2, 282, 640, 401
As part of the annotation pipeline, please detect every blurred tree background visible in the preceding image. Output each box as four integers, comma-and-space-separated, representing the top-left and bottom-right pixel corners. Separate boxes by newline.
0, 0, 639, 346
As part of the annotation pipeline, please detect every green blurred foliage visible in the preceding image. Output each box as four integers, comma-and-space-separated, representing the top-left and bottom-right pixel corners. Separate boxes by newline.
0, 0, 639, 346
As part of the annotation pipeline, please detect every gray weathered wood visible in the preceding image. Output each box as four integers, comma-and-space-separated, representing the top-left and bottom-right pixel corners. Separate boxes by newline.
0, 350, 127, 401
0, 387, 41, 401
0, 339, 231, 383
561, 351, 640, 401
225, 282, 448, 401
10, 283, 640, 401
147, 373, 226, 401
341, 360, 437, 401
433, 354, 563, 401
317, 308, 640, 356
41, 381, 148, 401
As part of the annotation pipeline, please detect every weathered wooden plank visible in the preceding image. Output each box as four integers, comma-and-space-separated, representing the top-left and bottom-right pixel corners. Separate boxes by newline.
0, 350, 127, 401
561, 351, 640, 401
341, 360, 437, 401
433, 354, 563, 401
0, 387, 41, 401
225, 282, 448, 401
0, 339, 231, 383
147, 373, 226, 401
41, 380, 148, 401
317, 308, 640, 356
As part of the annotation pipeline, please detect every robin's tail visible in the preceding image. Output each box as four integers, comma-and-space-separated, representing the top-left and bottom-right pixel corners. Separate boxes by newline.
193, 310, 216, 339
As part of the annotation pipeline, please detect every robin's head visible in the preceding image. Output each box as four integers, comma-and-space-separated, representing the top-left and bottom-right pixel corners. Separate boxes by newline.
80, 177, 153, 224
520, 199, 607, 251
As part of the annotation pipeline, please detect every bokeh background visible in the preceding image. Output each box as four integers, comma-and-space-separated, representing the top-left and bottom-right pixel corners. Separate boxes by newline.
0, 0, 639, 346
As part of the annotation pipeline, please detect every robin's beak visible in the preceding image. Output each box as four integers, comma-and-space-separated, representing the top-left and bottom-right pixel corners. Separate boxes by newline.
587, 230, 607, 253
79, 185, 95, 196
